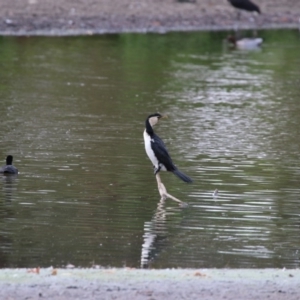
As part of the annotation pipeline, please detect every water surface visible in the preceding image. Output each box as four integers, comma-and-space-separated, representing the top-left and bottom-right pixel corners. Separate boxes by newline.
0, 30, 300, 268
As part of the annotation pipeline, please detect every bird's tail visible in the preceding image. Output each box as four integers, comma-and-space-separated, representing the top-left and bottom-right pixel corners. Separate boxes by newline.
172, 169, 193, 183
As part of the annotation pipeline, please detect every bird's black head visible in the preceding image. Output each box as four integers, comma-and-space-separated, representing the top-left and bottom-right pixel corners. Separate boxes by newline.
6, 155, 13, 165
145, 113, 167, 134
147, 113, 163, 119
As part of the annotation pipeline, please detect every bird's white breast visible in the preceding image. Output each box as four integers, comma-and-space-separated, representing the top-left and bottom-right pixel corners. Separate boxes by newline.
143, 130, 159, 168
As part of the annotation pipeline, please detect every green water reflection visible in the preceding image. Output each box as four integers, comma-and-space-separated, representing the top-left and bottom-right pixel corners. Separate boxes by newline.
0, 30, 299, 268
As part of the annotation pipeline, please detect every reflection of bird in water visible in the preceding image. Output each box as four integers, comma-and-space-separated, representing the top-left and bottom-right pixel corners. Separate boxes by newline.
0, 155, 18, 175
141, 198, 168, 268
142, 171, 188, 266
0, 172, 18, 266
228, 0, 260, 14
227, 35, 263, 50
1, 173, 18, 203
212, 189, 219, 198
143, 113, 192, 183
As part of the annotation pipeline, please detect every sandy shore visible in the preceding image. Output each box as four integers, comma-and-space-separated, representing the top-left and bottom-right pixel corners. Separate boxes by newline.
1, 268, 300, 299
0, 0, 299, 35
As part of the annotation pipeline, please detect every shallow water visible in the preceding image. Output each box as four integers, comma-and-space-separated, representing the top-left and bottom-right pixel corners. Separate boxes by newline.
0, 30, 299, 268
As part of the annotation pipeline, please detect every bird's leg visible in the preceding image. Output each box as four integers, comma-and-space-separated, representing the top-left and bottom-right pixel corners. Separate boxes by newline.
155, 173, 187, 206
234, 10, 241, 36
237, 10, 241, 21
156, 173, 168, 200
153, 165, 161, 175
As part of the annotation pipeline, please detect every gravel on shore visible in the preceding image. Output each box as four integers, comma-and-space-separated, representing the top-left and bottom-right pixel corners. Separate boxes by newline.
0, 0, 299, 35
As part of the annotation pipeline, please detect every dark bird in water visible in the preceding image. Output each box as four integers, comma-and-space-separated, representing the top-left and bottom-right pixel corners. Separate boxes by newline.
143, 113, 192, 183
0, 155, 18, 175
228, 0, 260, 14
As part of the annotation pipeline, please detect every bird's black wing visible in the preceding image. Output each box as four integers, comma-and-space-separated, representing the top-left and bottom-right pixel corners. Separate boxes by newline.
151, 133, 176, 171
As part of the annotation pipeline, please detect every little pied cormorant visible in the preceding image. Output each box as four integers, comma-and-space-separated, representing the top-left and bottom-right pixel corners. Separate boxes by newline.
0, 155, 18, 175
143, 113, 192, 183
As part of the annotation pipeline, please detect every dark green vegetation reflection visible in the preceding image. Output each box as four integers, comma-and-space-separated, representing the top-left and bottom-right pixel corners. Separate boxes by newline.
0, 30, 300, 268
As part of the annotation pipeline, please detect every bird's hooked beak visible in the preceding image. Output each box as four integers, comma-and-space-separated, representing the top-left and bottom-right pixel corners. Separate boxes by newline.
148, 113, 168, 127
156, 114, 168, 125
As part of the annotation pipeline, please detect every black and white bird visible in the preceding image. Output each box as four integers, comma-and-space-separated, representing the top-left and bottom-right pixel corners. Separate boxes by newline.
143, 113, 192, 183
0, 155, 18, 175
228, 0, 260, 14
